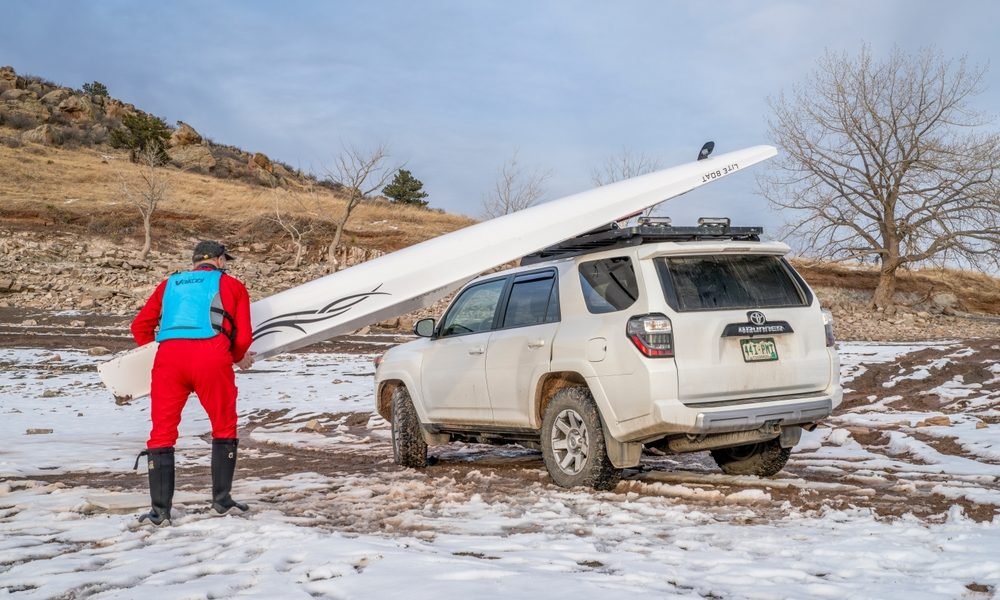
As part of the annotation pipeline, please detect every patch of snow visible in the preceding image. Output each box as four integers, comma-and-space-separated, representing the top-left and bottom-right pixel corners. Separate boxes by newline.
836, 342, 954, 385
883, 367, 932, 387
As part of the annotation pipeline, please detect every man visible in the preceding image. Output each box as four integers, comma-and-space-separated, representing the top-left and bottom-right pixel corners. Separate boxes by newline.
130, 240, 255, 525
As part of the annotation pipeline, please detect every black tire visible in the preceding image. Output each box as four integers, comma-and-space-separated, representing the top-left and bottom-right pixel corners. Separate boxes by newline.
540, 387, 622, 491
710, 438, 790, 477
391, 386, 427, 468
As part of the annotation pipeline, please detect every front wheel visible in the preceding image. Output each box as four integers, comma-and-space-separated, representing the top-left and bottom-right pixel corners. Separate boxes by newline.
391, 386, 427, 468
540, 387, 621, 490
710, 438, 790, 477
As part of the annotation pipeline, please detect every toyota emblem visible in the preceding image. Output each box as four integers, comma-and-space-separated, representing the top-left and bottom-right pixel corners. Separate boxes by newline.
748, 311, 766, 326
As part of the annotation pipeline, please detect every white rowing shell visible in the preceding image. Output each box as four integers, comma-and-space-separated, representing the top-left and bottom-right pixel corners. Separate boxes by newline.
97, 145, 777, 401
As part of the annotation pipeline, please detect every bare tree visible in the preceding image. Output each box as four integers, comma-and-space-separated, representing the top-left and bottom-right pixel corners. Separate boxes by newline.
761, 45, 1000, 309
324, 143, 398, 268
590, 148, 663, 186
270, 189, 320, 268
481, 151, 551, 219
117, 146, 170, 260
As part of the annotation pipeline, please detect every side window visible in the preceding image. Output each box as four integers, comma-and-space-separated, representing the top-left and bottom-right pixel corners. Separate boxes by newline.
440, 279, 507, 337
578, 257, 638, 314
502, 274, 559, 329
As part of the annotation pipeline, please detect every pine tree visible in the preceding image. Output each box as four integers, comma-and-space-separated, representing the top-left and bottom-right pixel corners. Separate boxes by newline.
109, 113, 171, 163
382, 169, 429, 207
82, 81, 109, 97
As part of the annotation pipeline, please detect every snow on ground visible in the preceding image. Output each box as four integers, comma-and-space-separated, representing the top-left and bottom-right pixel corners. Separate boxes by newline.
3, 478, 999, 600
0, 351, 376, 477
2, 342, 999, 598
836, 341, 952, 384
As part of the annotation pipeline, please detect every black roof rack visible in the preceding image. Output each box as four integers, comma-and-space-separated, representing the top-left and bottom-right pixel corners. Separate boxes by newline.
520, 220, 763, 266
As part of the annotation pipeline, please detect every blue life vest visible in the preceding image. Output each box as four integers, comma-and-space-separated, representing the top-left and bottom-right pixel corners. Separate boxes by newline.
156, 269, 231, 343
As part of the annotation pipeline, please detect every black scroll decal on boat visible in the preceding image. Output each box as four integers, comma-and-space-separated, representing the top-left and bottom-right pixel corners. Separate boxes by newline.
251, 285, 390, 341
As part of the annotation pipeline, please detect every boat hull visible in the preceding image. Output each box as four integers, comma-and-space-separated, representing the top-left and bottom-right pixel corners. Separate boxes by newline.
97, 145, 777, 401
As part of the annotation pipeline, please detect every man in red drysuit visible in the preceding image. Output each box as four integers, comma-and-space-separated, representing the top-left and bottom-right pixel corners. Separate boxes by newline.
130, 240, 255, 525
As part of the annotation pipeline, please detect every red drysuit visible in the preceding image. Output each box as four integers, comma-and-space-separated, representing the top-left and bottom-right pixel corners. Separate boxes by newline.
131, 265, 253, 449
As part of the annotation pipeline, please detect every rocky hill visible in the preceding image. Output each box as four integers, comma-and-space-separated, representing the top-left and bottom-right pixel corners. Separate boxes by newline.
0, 66, 309, 188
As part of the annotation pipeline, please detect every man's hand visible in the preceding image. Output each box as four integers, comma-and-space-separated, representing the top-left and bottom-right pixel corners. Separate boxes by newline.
236, 352, 257, 371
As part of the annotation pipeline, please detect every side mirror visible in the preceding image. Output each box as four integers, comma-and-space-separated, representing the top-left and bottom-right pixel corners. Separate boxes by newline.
414, 318, 436, 338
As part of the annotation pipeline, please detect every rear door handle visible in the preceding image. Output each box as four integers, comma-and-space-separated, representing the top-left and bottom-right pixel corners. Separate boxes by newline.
527, 339, 546, 349
468, 346, 485, 355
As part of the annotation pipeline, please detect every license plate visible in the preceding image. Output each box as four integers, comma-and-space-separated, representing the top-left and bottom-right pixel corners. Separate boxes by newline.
740, 338, 778, 362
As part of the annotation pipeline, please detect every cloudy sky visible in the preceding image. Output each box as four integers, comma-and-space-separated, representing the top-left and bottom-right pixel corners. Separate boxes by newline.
4, 1, 999, 234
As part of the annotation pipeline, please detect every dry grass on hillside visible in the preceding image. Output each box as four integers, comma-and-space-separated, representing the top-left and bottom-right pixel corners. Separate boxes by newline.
0, 135, 476, 252
792, 259, 1000, 315
3, 134, 998, 314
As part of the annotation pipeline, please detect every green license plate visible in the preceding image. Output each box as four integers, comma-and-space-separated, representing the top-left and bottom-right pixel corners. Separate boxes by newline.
740, 338, 778, 362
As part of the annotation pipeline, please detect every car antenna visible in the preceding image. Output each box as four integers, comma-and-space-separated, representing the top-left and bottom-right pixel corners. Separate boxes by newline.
698, 141, 715, 161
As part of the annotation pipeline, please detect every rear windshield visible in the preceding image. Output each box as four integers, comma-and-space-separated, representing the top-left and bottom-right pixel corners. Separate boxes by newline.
655, 255, 806, 311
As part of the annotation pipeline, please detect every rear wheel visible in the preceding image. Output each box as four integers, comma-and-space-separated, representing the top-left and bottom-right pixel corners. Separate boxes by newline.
391, 386, 427, 468
710, 438, 790, 477
541, 387, 621, 490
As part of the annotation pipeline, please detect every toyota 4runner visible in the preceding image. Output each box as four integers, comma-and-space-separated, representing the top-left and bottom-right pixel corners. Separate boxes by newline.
374, 219, 842, 490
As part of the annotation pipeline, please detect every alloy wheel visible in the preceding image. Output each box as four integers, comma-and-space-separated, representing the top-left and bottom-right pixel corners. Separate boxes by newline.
550, 408, 590, 475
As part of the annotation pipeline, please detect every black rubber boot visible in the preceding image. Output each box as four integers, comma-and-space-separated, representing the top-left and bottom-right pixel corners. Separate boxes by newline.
211, 438, 249, 514
136, 447, 174, 525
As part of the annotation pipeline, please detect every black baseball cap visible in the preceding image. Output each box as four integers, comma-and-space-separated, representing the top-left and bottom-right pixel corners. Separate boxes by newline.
192, 240, 235, 262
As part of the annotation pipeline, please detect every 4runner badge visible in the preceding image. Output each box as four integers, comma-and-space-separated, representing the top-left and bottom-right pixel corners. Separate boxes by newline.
721, 313, 795, 337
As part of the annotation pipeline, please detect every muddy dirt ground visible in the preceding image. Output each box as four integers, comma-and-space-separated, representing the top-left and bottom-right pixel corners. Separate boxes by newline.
7, 309, 998, 531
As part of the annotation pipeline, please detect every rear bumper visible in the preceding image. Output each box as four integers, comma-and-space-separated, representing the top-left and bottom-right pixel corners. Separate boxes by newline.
689, 395, 833, 433
613, 384, 842, 442
662, 385, 841, 434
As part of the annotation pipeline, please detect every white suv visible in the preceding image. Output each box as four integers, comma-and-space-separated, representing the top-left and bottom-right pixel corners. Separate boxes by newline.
375, 221, 842, 490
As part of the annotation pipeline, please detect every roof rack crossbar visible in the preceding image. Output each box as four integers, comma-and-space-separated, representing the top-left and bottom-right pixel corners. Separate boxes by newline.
520, 224, 763, 265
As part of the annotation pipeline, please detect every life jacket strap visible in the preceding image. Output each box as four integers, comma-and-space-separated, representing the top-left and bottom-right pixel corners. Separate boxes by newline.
133, 449, 149, 471
210, 306, 237, 346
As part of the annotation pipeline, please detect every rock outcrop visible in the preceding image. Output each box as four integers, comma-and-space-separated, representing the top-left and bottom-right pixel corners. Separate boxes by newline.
170, 143, 217, 171
1, 89, 35, 101
21, 124, 56, 144
40, 89, 71, 106
251, 152, 273, 172
2, 93, 48, 122
56, 95, 97, 122
0, 66, 16, 93
249, 152, 279, 186
102, 97, 136, 120
0, 65, 314, 190
169, 121, 202, 147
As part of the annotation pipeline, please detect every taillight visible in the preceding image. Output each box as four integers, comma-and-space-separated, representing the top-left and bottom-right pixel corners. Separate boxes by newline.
821, 309, 835, 347
373, 354, 384, 368
627, 314, 674, 357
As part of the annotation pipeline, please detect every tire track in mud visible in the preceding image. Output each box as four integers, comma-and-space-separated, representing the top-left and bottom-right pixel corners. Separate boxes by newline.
239, 434, 1000, 532
21, 397, 1000, 534
217, 412, 1000, 531
229, 356, 1000, 529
